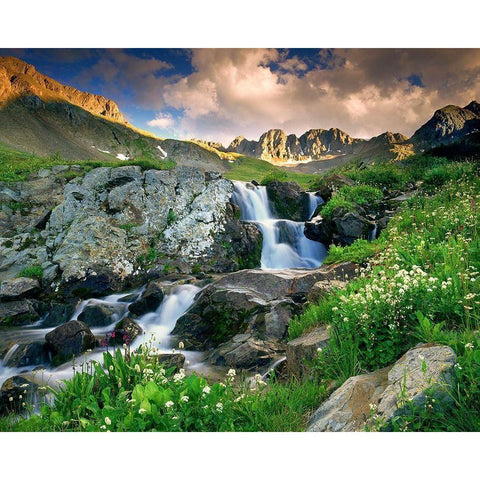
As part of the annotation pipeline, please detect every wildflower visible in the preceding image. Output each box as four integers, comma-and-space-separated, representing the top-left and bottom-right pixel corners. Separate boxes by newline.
165, 401, 174, 408
138, 408, 147, 414
317, 347, 323, 353
104, 417, 112, 425
178, 341, 185, 350
418, 354, 425, 361
134, 364, 141, 373
19, 395, 22, 400
8, 397, 13, 402
100, 425, 106, 430
455, 363, 462, 370
216, 402, 223, 412
185, 360, 190, 366
202, 386, 211, 395
227, 369, 236, 378
465, 343, 474, 350
181, 396, 189, 403
234, 394, 245, 403
109, 365, 114, 371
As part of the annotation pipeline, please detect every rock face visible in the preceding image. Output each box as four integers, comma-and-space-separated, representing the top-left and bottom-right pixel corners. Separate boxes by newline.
0, 277, 40, 300
228, 128, 363, 164
77, 304, 119, 327
45, 320, 96, 360
410, 102, 480, 149
128, 281, 165, 316
265, 180, 310, 221
2, 341, 49, 368
0, 299, 40, 326
1, 165, 261, 296
0, 56, 126, 122
305, 209, 375, 246
307, 344, 457, 432
173, 262, 357, 369
286, 327, 330, 378
0, 375, 39, 415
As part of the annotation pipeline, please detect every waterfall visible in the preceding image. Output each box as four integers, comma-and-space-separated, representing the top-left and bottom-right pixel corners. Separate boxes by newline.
231, 181, 327, 270
0, 284, 203, 389
308, 192, 324, 219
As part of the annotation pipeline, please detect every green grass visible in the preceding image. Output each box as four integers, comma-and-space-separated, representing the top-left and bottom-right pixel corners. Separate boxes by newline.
18, 265, 43, 280
0, 340, 327, 432
0, 141, 174, 182
223, 155, 315, 190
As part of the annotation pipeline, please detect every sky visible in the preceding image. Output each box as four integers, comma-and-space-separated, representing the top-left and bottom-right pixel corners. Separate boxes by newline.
1, 48, 480, 146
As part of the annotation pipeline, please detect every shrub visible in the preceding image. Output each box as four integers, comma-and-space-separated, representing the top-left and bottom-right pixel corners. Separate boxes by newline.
18, 265, 43, 280
260, 170, 288, 185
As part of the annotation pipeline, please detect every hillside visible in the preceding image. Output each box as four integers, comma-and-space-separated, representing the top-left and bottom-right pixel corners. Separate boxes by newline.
0, 56, 228, 172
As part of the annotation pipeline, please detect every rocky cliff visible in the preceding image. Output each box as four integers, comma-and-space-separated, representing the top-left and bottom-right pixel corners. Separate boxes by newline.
0, 56, 126, 123
410, 101, 480, 150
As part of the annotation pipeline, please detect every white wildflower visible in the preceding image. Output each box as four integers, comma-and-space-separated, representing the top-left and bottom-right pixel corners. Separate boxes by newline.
202, 386, 211, 395
104, 417, 112, 425
165, 401, 174, 408
181, 395, 189, 403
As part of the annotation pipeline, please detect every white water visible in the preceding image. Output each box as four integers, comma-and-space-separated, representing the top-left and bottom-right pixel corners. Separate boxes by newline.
231, 181, 327, 269
0, 283, 204, 389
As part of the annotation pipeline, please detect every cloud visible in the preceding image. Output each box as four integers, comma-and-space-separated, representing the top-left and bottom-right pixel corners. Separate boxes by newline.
147, 113, 175, 129
149, 48, 480, 145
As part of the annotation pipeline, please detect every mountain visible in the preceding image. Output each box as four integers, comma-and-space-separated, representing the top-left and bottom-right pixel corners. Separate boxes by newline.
227, 127, 363, 164
410, 101, 480, 150
0, 56, 226, 171
227, 127, 412, 167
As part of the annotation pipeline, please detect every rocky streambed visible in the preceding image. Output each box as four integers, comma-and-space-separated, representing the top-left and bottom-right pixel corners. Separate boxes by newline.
1, 164, 439, 430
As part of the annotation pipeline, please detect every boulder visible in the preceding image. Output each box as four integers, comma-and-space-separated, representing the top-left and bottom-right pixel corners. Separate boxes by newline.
156, 353, 185, 372
0, 299, 40, 325
128, 281, 165, 316
304, 215, 334, 245
78, 303, 119, 327
307, 344, 457, 432
333, 211, 375, 245
112, 317, 143, 345
0, 277, 40, 300
265, 180, 310, 221
45, 320, 96, 360
208, 334, 281, 370
286, 327, 330, 378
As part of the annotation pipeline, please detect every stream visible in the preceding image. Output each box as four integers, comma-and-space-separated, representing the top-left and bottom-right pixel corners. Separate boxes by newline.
0, 181, 327, 390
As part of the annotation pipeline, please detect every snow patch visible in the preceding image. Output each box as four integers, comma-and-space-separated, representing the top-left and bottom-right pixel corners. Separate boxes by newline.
116, 153, 129, 161
157, 145, 168, 158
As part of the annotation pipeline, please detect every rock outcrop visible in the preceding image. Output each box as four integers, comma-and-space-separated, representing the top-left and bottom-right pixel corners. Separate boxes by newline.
45, 320, 96, 360
307, 344, 457, 432
173, 262, 357, 370
410, 102, 480, 150
1, 165, 262, 297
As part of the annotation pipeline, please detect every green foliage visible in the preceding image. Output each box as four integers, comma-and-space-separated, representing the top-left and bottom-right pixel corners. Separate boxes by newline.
260, 170, 288, 185
338, 185, 383, 206
325, 238, 386, 265
348, 163, 408, 189
118, 223, 136, 233
0, 141, 174, 182
18, 265, 43, 280
320, 196, 356, 220
292, 178, 480, 391
166, 209, 178, 226
0, 339, 327, 432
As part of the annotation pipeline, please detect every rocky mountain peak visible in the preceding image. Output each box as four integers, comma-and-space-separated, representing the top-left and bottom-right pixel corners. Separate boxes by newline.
0, 56, 126, 123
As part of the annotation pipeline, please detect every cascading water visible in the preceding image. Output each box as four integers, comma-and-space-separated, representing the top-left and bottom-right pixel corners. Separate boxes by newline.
231, 181, 327, 269
0, 283, 204, 389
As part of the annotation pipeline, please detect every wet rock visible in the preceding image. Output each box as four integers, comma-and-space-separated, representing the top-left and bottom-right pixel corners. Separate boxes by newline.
0, 299, 40, 325
286, 327, 330, 378
304, 215, 334, 245
128, 281, 165, 316
45, 320, 96, 360
209, 335, 281, 370
333, 211, 375, 245
307, 344, 457, 432
78, 304, 119, 327
0, 277, 40, 300
265, 180, 311, 221
112, 317, 143, 345
0, 375, 39, 416
41, 302, 75, 327
156, 353, 185, 372
2, 342, 49, 368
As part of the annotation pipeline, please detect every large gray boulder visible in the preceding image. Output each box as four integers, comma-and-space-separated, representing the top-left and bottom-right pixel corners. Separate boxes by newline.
0, 277, 40, 300
307, 344, 457, 432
